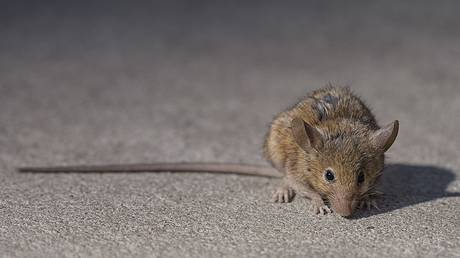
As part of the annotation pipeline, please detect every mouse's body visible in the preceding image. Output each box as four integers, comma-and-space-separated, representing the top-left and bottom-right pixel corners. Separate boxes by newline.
19, 86, 398, 217
264, 86, 398, 216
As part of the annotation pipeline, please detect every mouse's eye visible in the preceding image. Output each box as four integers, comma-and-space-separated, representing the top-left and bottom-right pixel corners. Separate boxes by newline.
357, 172, 365, 185
324, 169, 335, 182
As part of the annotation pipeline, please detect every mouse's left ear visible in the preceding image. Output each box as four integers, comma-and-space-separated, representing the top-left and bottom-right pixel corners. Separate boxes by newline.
291, 117, 323, 151
371, 120, 399, 152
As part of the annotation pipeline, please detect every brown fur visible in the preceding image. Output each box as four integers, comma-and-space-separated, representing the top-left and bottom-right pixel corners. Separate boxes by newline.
264, 86, 398, 216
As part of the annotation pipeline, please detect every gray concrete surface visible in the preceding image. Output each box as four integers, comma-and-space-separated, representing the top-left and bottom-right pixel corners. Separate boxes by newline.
1, 1, 460, 257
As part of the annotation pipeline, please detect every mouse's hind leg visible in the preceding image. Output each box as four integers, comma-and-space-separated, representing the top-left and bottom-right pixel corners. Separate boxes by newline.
271, 177, 296, 203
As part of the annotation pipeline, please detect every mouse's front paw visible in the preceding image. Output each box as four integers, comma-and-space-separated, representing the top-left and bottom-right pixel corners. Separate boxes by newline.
271, 185, 295, 203
311, 199, 331, 215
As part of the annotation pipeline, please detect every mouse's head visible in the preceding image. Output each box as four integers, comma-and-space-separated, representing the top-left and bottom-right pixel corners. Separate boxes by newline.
291, 118, 399, 217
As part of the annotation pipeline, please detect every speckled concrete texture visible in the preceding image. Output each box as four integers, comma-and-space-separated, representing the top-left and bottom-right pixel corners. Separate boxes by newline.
1, 1, 459, 257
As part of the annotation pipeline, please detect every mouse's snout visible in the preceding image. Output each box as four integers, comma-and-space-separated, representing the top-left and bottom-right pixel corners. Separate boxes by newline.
330, 193, 356, 217
332, 202, 353, 217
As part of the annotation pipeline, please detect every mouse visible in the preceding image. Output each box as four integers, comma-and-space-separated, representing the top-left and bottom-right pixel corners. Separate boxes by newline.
264, 86, 398, 216
19, 86, 399, 217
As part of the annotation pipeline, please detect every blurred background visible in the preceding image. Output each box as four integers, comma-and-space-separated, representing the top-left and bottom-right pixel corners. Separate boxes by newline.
2, 0, 459, 166
1, 1, 460, 257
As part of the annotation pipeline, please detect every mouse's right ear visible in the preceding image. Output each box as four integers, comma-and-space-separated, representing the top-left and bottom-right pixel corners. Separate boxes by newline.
291, 117, 323, 152
370, 120, 399, 152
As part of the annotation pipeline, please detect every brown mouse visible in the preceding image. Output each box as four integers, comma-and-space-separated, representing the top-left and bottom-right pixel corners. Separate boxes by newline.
264, 86, 398, 216
19, 86, 399, 217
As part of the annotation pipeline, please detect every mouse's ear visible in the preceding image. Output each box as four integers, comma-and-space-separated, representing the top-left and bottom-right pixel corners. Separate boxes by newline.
291, 117, 323, 152
370, 120, 399, 152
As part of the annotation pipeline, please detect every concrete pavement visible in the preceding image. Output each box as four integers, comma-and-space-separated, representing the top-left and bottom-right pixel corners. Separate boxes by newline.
1, 1, 459, 257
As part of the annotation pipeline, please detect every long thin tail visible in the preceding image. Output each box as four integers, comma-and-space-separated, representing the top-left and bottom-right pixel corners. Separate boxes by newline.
17, 162, 282, 177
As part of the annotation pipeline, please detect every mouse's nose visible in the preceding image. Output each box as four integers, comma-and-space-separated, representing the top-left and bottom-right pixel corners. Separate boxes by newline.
331, 198, 354, 217
335, 208, 353, 217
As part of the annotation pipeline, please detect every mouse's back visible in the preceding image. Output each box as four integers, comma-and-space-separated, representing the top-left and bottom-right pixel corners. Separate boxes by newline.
296, 86, 379, 129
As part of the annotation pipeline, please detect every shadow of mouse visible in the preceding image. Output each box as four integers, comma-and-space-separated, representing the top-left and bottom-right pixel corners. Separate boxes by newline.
352, 163, 460, 219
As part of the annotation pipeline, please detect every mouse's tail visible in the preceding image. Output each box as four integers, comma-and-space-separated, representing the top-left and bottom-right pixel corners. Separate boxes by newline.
17, 163, 282, 177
